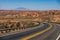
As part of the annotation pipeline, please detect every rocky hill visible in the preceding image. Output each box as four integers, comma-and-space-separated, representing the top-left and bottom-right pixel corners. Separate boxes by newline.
0, 10, 60, 23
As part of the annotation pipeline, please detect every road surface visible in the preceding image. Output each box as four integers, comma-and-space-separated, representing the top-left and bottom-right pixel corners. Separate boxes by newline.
26, 23, 60, 40
19, 23, 60, 40
0, 23, 60, 40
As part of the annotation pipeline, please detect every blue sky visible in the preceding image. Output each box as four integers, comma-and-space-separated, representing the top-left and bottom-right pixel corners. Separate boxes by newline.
0, 0, 60, 10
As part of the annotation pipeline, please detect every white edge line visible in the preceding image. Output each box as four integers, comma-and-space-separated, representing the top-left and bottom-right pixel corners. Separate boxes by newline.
56, 34, 60, 40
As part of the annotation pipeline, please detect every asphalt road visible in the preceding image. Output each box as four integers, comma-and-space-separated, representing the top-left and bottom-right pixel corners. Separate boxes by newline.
0, 23, 60, 40
18, 23, 60, 40
0, 23, 49, 40
44, 23, 60, 40
28, 23, 60, 40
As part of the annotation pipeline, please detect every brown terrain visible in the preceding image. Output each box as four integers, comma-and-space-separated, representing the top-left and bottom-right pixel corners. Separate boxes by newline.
0, 10, 60, 23
0, 10, 60, 34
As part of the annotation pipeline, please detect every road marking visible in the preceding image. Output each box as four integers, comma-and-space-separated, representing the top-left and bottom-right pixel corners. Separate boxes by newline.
19, 24, 52, 40
56, 34, 60, 40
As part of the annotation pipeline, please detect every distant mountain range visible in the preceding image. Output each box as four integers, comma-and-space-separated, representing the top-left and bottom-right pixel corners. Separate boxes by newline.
15, 7, 29, 10
0, 7, 29, 10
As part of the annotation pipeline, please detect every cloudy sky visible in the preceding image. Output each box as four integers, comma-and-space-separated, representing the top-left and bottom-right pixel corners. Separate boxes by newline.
0, 0, 60, 10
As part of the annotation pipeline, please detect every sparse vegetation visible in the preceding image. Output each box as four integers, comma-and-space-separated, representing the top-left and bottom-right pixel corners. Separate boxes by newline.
0, 10, 60, 33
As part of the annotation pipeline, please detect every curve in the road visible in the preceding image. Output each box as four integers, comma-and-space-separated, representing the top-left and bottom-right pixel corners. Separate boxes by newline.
20, 24, 52, 40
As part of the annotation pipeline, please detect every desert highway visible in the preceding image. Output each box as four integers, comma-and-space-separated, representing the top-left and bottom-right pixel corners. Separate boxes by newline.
0, 23, 60, 40
19, 23, 60, 40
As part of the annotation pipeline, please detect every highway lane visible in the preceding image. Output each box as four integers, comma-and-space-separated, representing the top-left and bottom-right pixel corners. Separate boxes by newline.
13, 23, 50, 40
1, 23, 59, 40
17, 23, 51, 40
19, 23, 52, 40
0, 23, 50, 40
14, 23, 60, 40
44, 23, 60, 40
23, 23, 60, 40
